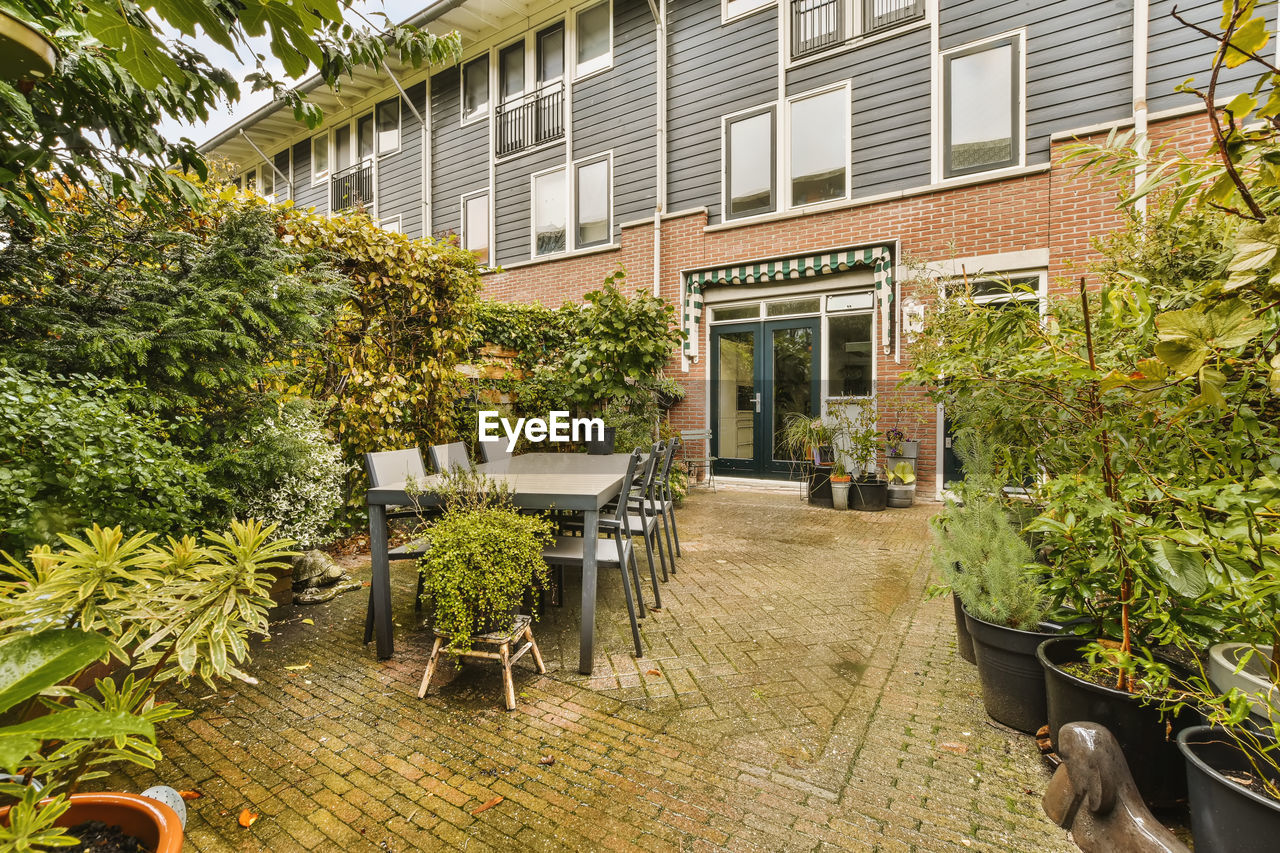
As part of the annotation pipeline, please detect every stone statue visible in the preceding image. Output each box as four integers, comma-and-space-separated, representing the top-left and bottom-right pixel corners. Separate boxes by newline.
1042, 722, 1188, 853
292, 550, 361, 604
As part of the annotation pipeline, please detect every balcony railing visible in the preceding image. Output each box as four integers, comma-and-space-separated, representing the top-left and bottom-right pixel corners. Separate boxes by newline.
495, 82, 565, 157
792, 0, 842, 58
862, 0, 924, 34
331, 162, 373, 212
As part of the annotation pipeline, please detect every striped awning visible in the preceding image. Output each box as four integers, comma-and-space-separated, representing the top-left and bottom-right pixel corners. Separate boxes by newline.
681, 245, 894, 359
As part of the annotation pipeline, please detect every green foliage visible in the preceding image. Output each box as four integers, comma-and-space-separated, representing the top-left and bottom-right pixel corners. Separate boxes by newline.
931, 434, 1047, 630
0, 369, 213, 556
416, 474, 553, 652
778, 414, 834, 461
0, 188, 347, 416
828, 398, 882, 480
0, 0, 459, 230
888, 462, 916, 485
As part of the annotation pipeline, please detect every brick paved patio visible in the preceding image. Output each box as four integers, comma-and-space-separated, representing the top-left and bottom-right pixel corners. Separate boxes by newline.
117, 490, 1076, 851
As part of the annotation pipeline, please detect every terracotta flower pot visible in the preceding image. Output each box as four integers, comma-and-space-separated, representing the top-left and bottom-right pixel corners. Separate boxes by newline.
0, 792, 184, 852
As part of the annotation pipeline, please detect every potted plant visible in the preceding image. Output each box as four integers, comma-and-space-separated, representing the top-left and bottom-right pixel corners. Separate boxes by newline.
830, 399, 887, 512
0, 520, 288, 850
884, 427, 919, 475
931, 434, 1058, 733
417, 470, 554, 651
780, 414, 835, 506
886, 461, 916, 508
829, 460, 852, 510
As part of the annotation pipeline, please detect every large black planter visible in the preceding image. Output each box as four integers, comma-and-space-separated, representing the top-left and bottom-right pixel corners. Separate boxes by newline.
1179, 726, 1280, 853
1038, 637, 1196, 809
964, 608, 1058, 733
808, 466, 833, 507
953, 594, 975, 664
850, 479, 887, 512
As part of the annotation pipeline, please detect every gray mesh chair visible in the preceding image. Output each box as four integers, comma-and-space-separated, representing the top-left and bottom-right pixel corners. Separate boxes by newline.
363, 449, 432, 642
429, 441, 471, 473
653, 439, 681, 562
679, 429, 715, 491
478, 440, 513, 465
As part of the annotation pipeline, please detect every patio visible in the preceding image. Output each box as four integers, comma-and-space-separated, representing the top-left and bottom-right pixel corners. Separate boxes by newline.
116, 490, 1074, 851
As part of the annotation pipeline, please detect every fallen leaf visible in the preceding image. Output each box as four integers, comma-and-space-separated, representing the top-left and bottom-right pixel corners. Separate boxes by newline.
238, 809, 259, 827
646, 669, 661, 676
538, 755, 555, 766
362, 581, 371, 587
178, 790, 203, 801
938, 742, 969, 755
471, 796, 503, 815
301, 619, 314, 626
283, 663, 310, 671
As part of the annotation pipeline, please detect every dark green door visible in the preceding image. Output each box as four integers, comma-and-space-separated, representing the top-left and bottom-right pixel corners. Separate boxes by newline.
711, 318, 820, 478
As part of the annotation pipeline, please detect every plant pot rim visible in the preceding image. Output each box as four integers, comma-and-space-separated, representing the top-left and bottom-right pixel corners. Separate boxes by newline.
0, 792, 184, 852
1178, 724, 1280, 813
960, 602, 1060, 639
1036, 636, 1140, 700
830, 476, 852, 483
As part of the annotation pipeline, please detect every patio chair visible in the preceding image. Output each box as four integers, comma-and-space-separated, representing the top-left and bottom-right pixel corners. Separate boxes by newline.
652, 439, 681, 561
679, 429, 715, 491
363, 449, 432, 643
617, 442, 674, 583
540, 449, 647, 658
429, 441, 471, 473
478, 440, 513, 465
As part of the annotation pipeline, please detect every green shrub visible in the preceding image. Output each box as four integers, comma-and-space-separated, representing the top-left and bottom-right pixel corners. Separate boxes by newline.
0, 369, 213, 556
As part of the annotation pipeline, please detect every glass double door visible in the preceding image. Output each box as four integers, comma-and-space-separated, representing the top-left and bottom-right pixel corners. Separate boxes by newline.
711, 319, 820, 477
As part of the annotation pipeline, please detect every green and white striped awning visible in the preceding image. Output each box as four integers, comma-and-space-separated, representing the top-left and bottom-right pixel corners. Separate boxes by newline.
681, 245, 894, 359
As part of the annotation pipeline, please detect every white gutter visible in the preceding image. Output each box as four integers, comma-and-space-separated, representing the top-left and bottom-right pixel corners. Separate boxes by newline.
1133, 0, 1149, 217
652, 0, 667, 298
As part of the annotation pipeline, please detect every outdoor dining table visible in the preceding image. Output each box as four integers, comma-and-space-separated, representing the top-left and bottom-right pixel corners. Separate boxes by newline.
364, 451, 639, 674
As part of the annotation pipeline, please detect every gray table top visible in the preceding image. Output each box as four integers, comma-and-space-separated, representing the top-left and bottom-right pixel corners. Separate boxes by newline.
366, 452, 638, 512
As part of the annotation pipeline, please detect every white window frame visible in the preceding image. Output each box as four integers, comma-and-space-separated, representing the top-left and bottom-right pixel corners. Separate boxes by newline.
785, 0, 931, 66
573, 152, 613, 249
379, 215, 402, 233
784, 82, 851, 209
461, 189, 491, 263
530, 165, 569, 258
460, 54, 491, 126
935, 30, 1026, 182
376, 98, 402, 157
311, 132, 329, 185
723, 0, 775, 24
721, 102, 778, 221
272, 148, 292, 202
573, 0, 613, 81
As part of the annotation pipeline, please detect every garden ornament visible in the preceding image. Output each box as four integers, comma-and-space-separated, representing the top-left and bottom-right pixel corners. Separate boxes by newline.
1042, 722, 1187, 853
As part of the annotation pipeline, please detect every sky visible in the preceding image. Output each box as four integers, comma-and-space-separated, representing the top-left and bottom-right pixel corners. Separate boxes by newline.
160, 0, 432, 148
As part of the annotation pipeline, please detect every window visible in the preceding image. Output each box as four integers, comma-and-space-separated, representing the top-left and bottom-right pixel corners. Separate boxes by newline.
334, 125, 352, 173
725, 107, 775, 219
462, 192, 490, 264
789, 87, 848, 206
791, 0, 923, 60
862, 0, 924, 34
725, 0, 774, 22
244, 170, 257, 192
377, 100, 400, 154
273, 149, 292, 201
533, 168, 567, 255
575, 157, 610, 247
827, 312, 872, 397
500, 42, 525, 103
312, 134, 328, 182
943, 36, 1021, 177
260, 166, 274, 199
462, 56, 489, 121
576, 1, 612, 77
538, 23, 564, 85
358, 113, 374, 161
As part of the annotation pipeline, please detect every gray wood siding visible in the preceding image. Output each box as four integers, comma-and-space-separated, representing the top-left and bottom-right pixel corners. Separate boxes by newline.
787, 25, 932, 197
290, 138, 327, 213
667, 0, 779, 222
376, 83, 427, 236
495, 143, 568, 265
431, 65, 490, 240
1147, 1, 1275, 114
941, 0, 1132, 165
573, 0, 658, 232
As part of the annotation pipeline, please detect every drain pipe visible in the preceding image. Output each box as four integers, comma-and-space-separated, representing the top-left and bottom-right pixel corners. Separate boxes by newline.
649, 0, 667, 298
1133, 0, 1149, 218
382, 60, 430, 233
239, 130, 291, 198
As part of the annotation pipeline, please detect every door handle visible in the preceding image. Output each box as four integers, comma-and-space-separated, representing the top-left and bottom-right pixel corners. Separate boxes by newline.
753, 392, 762, 413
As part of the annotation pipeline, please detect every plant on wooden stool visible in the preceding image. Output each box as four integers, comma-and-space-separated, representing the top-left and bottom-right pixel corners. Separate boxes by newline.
417, 472, 554, 652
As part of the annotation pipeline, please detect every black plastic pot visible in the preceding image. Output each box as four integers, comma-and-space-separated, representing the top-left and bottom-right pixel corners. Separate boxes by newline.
1038, 637, 1196, 809
953, 594, 975, 664
964, 608, 1058, 733
586, 427, 616, 455
850, 479, 887, 512
1179, 726, 1280, 853
808, 466, 833, 507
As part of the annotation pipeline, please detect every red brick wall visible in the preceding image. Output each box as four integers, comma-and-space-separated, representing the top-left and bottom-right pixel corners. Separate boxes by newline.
475, 111, 1215, 498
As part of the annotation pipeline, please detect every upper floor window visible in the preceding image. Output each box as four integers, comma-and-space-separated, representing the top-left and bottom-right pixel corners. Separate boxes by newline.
575, 156, 610, 247
462, 56, 489, 121
725, 107, 776, 219
500, 41, 525, 104
576, 1, 612, 77
725, 0, 774, 23
533, 168, 567, 256
790, 0, 923, 59
358, 113, 374, 161
312, 134, 328, 182
943, 35, 1021, 178
788, 87, 848, 206
377, 100, 400, 154
462, 191, 490, 264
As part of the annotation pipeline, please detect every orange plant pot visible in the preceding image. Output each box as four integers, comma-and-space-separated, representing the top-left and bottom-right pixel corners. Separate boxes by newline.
1, 792, 184, 852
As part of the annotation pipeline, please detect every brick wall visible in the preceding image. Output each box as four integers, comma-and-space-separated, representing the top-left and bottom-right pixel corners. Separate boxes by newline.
475, 110, 1217, 499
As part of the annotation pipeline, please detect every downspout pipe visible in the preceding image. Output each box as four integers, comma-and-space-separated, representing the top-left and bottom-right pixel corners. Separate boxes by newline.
239, 129, 291, 197
1133, 0, 1149, 217
381, 60, 431, 234
648, 0, 666, 299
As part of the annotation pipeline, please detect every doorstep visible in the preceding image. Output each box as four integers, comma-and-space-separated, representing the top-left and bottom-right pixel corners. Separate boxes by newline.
713, 476, 805, 494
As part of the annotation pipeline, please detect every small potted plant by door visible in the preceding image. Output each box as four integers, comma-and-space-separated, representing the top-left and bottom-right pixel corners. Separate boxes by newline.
931, 442, 1058, 734
886, 461, 916, 508
835, 399, 887, 512
884, 427, 919, 476
829, 460, 852, 510
780, 414, 835, 507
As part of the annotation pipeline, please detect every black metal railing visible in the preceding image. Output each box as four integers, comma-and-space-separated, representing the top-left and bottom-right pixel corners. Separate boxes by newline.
791, 0, 842, 58
862, 0, 923, 34
495, 82, 565, 157
331, 162, 373, 212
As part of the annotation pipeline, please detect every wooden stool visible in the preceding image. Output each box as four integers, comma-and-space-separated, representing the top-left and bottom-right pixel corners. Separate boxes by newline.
417, 615, 546, 710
